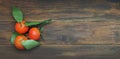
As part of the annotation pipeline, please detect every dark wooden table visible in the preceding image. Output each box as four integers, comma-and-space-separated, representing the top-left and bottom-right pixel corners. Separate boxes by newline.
0, 0, 120, 59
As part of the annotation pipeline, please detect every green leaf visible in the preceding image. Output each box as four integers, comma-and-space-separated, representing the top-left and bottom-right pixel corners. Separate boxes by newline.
25, 19, 52, 26
10, 32, 19, 45
39, 27, 45, 41
25, 22, 41, 26
40, 27, 44, 33
40, 19, 52, 25
40, 34, 45, 42
21, 40, 40, 50
12, 6, 23, 22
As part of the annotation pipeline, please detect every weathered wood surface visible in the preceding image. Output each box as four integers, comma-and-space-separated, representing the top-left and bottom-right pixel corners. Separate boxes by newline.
0, 0, 120, 21
1, 21, 120, 45
0, 0, 120, 59
0, 45, 120, 59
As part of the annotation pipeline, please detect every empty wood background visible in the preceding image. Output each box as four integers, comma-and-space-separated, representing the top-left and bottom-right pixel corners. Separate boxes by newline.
0, 0, 120, 59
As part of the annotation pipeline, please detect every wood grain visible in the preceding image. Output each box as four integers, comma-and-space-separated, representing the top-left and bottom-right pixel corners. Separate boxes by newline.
1, 21, 120, 45
0, 0, 120, 59
0, 0, 120, 21
0, 45, 120, 59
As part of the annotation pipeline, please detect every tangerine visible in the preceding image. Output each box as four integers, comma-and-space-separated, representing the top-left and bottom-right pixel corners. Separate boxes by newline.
28, 27, 40, 40
14, 35, 27, 50
15, 21, 29, 34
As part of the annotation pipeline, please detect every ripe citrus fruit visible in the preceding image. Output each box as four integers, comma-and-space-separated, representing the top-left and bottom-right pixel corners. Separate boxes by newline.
28, 27, 40, 40
15, 21, 29, 34
14, 35, 28, 50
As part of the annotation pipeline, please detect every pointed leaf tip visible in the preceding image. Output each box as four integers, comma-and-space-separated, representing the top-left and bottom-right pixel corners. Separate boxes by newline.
41, 19, 52, 24
12, 6, 23, 22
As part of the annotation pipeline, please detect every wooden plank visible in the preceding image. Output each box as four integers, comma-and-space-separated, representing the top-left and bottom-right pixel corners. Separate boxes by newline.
0, 0, 120, 21
0, 45, 120, 59
1, 21, 120, 45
